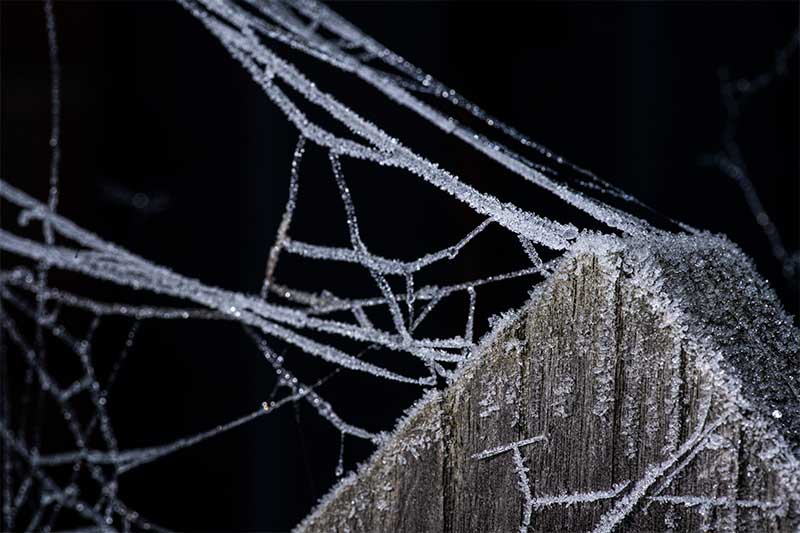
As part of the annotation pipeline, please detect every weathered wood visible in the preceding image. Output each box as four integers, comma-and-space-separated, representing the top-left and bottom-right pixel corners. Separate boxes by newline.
297, 233, 800, 532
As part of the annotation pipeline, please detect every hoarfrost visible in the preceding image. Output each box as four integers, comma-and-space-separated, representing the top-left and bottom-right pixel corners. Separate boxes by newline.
477, 371, 521, 426
1, 0, 797, 531
551, 375, 575, 419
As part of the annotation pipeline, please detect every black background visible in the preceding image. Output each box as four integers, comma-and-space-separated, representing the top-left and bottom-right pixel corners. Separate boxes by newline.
2, 1, 798, 531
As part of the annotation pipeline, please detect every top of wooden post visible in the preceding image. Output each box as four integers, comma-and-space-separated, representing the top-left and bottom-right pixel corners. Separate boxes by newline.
298, 232, 799, 532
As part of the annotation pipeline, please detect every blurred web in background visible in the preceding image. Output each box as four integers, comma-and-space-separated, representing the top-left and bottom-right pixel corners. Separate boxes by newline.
704, 29, 800, 287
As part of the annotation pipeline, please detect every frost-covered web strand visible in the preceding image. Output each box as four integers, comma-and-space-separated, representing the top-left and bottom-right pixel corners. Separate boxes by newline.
277, 0, 658, 216
43, 0, 61, 242
528, 481, 631, 508
463, 287, 476, 357
282, 217, 492, 276
649, 495, 780, 511
590, 398, 724, 533
181, 2, 580, 250
327, 150, 411, 340
0, 315, 136, 529
335, 433, 345, 477
20, 3, 64, 503
2, 274, 226, 321
244, 327, 380, 443
234, 0, 660, 235
262, 135, 306, 299
0, 186, 519, 355
0, 218, 455, 383
0, 296, 312, 529
471, 435, 547, 461
512, 447, 533, 533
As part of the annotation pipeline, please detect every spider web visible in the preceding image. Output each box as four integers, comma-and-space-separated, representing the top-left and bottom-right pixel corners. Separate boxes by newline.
0, 1, 793, 531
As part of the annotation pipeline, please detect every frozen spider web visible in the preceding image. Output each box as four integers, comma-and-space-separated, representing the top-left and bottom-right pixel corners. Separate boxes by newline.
0, 1, 795, 531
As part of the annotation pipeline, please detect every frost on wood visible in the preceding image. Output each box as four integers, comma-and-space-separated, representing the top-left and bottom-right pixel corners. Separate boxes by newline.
298, 233, 800, 533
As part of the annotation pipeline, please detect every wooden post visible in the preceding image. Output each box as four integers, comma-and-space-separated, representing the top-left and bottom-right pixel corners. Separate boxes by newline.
297, 233, 799, 532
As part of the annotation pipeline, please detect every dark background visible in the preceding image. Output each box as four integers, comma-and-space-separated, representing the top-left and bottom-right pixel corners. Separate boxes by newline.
2, 1, 798, 531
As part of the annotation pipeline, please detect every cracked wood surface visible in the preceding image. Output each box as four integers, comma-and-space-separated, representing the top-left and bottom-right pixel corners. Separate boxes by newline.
297, 234, 799, 532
